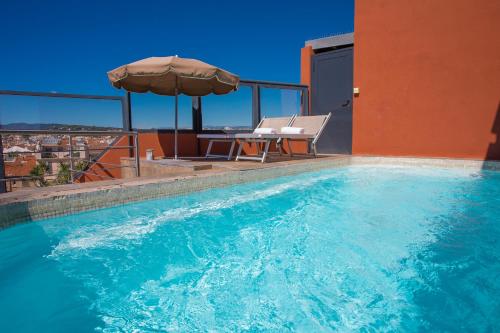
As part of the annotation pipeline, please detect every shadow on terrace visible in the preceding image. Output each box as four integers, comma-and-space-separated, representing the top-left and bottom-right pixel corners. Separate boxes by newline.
485, 102, 500, 161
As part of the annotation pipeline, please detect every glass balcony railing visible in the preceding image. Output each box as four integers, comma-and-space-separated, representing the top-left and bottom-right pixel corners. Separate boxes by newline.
260, 87, 302, 119
0, 92, 124, 131
0, 80, 309, 192
202, 86, 253, 131
131, 93, 193, 130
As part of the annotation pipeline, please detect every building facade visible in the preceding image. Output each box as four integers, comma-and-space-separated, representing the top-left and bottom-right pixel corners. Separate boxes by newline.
302, 0, 500, 160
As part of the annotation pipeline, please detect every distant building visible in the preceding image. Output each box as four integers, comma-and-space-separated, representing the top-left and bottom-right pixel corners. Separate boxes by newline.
301, 0, 500, 160
3, 146, 30, 154
31, 136, 89, 177
3, 145, 32, 162
38, 137, 66, 159
4, 155, 37, 191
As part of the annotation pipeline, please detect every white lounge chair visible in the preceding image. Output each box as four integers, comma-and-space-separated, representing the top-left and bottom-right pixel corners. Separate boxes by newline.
196, 133, 238, 160
197, 115, 295, 160
284, 113, 332, 156
235, 113, 331, 163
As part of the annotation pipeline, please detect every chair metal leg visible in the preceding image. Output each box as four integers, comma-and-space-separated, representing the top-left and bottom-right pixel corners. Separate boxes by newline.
312, 142, 318, 157
277, 141, 283, 155
235, 140, 245, 161
261, 140, 271, 163
228, 140, 236, 160
287, 139, 293, 157
206, 140, 214, 159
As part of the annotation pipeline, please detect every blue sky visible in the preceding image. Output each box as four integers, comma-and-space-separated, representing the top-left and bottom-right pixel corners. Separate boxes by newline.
0, 0, 354, 129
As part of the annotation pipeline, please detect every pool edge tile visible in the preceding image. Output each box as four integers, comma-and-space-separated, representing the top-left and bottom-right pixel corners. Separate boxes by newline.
1, 156, 499, 229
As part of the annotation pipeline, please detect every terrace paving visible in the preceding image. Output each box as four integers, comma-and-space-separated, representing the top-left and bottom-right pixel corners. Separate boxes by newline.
1, 155, 498, 229
1, 155, 337, 203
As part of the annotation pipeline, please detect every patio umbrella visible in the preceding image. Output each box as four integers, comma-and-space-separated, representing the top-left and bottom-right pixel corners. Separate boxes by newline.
107, 56, 239, 159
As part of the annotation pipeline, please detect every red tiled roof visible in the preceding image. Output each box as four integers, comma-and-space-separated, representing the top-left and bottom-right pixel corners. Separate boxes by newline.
4, 155, 37, 177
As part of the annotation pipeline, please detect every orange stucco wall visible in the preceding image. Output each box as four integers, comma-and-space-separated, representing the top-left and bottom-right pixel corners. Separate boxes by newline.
136, 132, 199, 157
78, 132, 310, 182
300, 45, 314, 115
78, 135, 128, 182
353, 0, 500, 160
300, 45, 313, 87
79, 132, 200, 182
198, 138, 307, 157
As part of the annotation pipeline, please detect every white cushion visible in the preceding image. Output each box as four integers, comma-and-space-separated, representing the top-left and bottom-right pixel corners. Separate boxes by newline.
253, 127, 277, 134
280, 127, 304, 134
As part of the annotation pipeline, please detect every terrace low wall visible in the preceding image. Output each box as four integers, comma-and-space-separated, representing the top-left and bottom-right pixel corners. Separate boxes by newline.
2, 156, 499, 229
198, 138, 309, 157
78, 132, 311, 183
0, 156, 350, 228
78, 132, 200, 182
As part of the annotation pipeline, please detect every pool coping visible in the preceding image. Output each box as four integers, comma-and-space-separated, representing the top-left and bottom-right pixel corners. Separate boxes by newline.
1, 156, 499, 229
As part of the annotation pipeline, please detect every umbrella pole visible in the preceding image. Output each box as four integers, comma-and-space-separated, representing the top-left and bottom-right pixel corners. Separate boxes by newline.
174, 88, 178, 160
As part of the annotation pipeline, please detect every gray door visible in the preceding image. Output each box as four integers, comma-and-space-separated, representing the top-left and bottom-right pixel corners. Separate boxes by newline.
311, 47, 353, 154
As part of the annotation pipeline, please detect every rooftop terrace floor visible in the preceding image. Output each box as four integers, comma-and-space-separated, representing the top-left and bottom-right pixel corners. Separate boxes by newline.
1, 155, 498, 228
0, 155, 339, 203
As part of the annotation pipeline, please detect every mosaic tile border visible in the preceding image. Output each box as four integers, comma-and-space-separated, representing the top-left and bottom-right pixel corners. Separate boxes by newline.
1, 156, 498, 229
350, 156, 500, 171
0, 157, 350, 229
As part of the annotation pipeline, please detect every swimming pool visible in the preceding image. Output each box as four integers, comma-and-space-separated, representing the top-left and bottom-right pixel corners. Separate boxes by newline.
0, 165, 499, 332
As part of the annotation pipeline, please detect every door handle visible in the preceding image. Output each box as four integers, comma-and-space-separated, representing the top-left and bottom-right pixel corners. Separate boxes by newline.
341, 99, 351, 107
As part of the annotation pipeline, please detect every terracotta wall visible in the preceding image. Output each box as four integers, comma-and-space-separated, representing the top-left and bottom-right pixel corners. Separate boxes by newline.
300, 45, 314, 115
300, 46, 314, 87
78, 132, 199, 182
78, 132, 309, 182
352, 0, 500, 160
135, 132, 199, 158
198, 137, 307, 157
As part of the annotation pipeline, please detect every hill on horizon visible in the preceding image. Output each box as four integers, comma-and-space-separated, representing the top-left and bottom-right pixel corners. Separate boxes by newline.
0, 122, 121, 131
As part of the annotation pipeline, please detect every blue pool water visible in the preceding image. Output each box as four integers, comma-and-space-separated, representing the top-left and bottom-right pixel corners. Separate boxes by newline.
0, 165, 499, 332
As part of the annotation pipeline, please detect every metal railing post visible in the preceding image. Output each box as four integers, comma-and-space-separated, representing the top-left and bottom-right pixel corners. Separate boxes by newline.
122, 92, 134, 158
122, 92, 132, 131
134, 133, 140, 177
252, 84, 261, 128
192, 96, 202, 156
68, 134, 74, 183
302, 88, 310, 115
192, 96, 202, 133
0, 129, 140, 189
0, 134, 6, 193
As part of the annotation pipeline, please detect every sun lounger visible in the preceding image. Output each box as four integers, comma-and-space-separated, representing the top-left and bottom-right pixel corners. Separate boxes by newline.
197, 115, 295, 160
283, 113, 332, 157
196, 133, 238, 160
235, 113, 331, 163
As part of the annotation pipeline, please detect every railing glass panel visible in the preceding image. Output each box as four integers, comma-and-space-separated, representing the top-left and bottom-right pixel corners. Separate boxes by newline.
201, 86, 252, 131
131, 93, 192, 130
260, 88, 302, 119
0, 94, 123, 130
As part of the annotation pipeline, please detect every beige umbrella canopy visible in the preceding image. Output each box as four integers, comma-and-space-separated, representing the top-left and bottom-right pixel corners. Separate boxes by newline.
108, 56, 239, 159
